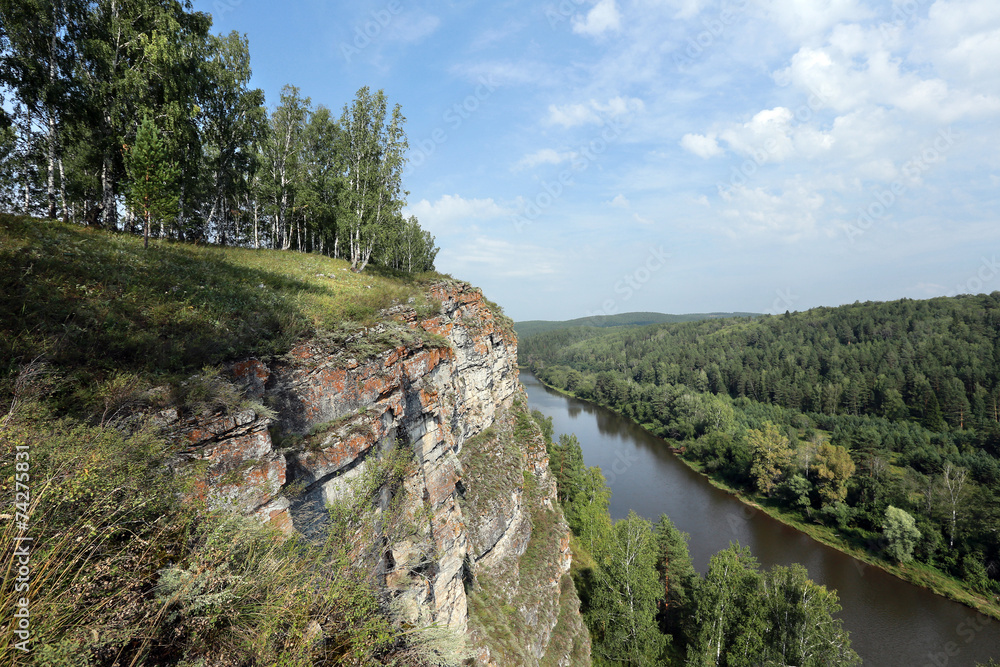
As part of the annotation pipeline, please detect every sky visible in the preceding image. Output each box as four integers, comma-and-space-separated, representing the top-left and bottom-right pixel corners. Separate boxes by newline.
192, 0, 1000, 322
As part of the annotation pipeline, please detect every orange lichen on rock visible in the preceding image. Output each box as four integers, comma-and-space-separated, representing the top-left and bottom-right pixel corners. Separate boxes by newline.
161, 281, 586, 664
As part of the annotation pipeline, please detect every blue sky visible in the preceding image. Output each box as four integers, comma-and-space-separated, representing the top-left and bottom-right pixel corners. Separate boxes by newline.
193, 0, 1000, 321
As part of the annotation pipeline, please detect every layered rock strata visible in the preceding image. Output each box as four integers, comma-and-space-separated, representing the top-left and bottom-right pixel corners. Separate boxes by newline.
163, 281, 590, 666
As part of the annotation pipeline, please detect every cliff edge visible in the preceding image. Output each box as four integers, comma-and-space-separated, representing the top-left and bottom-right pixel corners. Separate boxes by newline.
165, 281, 591, 666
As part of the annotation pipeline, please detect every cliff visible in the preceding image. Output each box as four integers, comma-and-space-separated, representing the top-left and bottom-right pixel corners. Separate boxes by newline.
163, 281, 591, 666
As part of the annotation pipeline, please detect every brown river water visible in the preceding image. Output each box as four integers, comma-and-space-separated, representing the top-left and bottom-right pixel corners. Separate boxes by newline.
521, 372, 1000, 667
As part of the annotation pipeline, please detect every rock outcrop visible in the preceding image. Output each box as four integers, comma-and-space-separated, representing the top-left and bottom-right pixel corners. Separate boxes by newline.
164, 281, 591, 666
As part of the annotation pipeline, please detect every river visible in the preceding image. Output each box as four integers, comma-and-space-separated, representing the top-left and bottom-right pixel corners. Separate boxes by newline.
520, 372, 1000, 667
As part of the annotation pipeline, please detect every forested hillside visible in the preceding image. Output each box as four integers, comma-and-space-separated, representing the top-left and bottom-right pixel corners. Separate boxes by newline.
514, 311, 759, 339
522, 294, 1000, 609
0, 0, 437, 271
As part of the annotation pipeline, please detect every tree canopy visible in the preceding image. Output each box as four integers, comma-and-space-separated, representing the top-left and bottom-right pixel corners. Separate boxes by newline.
0, 0, 437, 270
524, 293, 1000, 598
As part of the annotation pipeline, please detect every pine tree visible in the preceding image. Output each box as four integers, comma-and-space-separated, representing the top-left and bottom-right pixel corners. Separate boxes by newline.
125, 115, 179, 249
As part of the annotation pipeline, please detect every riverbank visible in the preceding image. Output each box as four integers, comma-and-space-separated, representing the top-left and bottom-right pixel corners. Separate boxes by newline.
523, 370, 1000, 622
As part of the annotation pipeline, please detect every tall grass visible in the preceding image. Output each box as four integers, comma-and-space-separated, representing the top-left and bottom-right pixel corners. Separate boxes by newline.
0, 215, 471, 665
0, 402, 465, 665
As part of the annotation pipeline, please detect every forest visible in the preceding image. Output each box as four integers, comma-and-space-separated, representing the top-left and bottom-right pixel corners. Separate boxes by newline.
531, 411, 861, 666
0, 0, 438, 272
521, 294, 1000, 603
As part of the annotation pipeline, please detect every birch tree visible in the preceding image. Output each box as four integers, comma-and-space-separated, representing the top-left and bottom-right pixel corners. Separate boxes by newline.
299, 105, 341, 255
942, 461, 968, 549
883, 505, 921, 564
199, 31, 265, 245
748, 422, 794, 496
261, 85, 309, 250
687, 544, 860, 667
0, 0, 84, 219
589, 511, 668, 666
338, 86, 407, 272
74, 0, 210, 229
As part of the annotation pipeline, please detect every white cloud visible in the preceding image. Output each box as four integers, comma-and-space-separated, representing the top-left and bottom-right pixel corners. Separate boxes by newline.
633, 213, 654, 225
515, 148, 576, 170
386, 11, 440, 44
596, 96, 644, 116
668, 0, 710, 20
718, 183, 825, 239
406, 195, 511, 234
440, 238, 561, 279
572, 0, 623, 37
547, 103, 601, 128
719, 107, 798, 163
686, 107, 834, 165
547, 96, 644, 127
681, 133, 723, 158
777, 33, 1000, 123
757, 0, 872, 40
609, 194, 631, 208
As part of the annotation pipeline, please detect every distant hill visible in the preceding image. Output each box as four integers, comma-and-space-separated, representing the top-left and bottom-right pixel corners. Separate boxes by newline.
515, 311, 760, 339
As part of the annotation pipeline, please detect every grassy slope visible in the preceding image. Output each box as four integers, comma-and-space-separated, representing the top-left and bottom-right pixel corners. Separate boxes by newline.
0, 213, 447, 415
0, 214, 465, 664
514, 311, 760, 339
528, 374, 1000, 623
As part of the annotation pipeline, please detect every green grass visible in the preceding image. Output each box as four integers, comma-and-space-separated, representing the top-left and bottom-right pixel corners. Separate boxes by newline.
0, 214, 448, 416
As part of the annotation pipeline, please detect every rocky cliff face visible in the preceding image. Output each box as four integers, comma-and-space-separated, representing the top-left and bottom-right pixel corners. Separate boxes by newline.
164, 281, 590, 666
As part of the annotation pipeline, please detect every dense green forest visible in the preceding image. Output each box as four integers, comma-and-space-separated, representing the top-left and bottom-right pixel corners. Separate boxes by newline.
531, 411, 861, 667
0, 0, 437, 271
522, 294, 1000, 603
514, 311, 759, 339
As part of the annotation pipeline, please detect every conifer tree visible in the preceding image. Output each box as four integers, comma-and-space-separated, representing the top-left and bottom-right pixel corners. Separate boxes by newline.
125, 115, 179, 248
